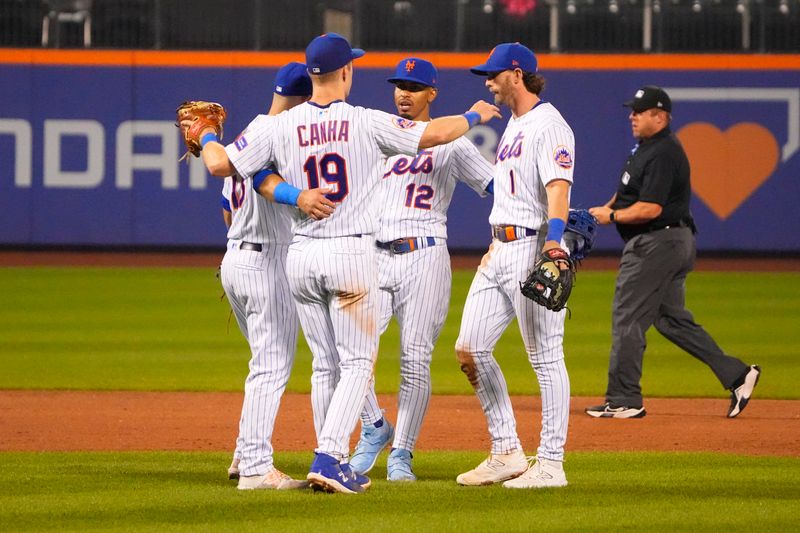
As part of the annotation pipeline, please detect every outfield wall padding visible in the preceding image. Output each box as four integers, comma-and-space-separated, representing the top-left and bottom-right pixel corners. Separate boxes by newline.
2, 50, 799, 251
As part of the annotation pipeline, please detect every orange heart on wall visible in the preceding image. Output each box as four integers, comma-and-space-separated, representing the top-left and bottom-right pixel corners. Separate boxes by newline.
676, 122, 779, 220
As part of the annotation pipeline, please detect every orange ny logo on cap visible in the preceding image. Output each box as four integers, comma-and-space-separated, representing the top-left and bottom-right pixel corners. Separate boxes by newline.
405, 60, 416, 72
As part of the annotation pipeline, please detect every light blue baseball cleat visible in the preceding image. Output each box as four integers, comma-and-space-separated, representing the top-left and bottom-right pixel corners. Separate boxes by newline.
387, 448, 416, 482
349, 419, 394, 474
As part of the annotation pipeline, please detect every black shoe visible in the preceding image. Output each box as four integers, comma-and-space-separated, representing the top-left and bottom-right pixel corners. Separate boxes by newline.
585, 402, 646, 419
728, 365, 761, 418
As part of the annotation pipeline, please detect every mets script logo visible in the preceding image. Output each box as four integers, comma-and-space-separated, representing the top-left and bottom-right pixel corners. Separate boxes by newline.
235, 135, 248, 151
553, 145, 573, 169
393, 117, 417, 129
405, 60, 416, 72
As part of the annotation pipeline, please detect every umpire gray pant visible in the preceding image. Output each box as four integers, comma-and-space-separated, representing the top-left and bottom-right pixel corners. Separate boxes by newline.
606, 226, 748, 407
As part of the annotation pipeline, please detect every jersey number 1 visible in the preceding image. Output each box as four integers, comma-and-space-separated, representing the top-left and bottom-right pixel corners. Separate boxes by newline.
303, 154, 349, 202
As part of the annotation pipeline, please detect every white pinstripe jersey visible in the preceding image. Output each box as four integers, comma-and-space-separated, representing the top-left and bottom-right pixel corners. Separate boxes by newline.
221, 173, 293, 245
489, 102, 575, 228
377, 135, 493, 242
225, 101, 428, 238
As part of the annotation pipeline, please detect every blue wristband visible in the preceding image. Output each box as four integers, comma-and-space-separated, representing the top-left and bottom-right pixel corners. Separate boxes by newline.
463, 111, 481, 129
485, 180, 494, 195
273, 182, 302, 206
200, 132, 219, 148
546, 218, 566, 242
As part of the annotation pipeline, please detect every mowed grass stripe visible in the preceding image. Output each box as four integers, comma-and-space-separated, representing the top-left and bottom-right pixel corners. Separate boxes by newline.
0, 451, 797, 532
1, 267, 798, 398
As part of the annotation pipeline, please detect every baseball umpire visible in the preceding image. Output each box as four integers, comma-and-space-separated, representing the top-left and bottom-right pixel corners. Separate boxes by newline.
585, 85, 760, 419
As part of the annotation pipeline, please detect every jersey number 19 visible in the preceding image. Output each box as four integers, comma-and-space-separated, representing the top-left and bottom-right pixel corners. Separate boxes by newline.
304, 154, 350, 202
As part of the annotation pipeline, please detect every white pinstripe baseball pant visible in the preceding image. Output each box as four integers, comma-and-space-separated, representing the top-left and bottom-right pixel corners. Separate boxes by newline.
220, 242, 299, 476
456, 237, 570, 461
361, 243, 452, 451
286, 235, 379, 460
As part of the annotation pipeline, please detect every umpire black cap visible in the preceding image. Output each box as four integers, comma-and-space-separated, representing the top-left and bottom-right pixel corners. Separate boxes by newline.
624, 85, 672, 113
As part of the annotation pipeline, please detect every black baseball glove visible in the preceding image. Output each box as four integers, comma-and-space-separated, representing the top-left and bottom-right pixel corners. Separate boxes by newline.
519, 248, 576, 312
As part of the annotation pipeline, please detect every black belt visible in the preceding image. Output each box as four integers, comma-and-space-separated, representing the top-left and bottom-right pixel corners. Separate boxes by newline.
622, 219, 695, 242
646, 219, 693, 233
492, 225, 537, 243
376, 237, 437, 254
239, 242, 263, 252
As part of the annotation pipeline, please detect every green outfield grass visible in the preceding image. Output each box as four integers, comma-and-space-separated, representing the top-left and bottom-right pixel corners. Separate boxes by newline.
1, 267, 798, 398
0, 451, 797, 532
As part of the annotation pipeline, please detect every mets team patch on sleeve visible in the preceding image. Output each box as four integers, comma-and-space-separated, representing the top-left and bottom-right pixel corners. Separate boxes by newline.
553, 145, 573, 169
392, 117, 417, 129
234, 134, 248, 151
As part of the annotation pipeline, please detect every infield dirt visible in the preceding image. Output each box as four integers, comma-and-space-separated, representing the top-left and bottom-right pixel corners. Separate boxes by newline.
1, 391, 797, 456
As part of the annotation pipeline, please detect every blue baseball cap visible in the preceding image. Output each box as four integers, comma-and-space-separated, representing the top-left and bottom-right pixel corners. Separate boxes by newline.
305, 33, 365, 75
273, 62, 312, 96
470, 42, 538, 75
387, 57, 438, 88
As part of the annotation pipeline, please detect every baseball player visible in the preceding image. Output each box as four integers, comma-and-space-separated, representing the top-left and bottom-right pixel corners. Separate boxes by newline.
455, 43, 574, 489
217, 62, 312, 490
193, 33, 500, 494
349, 58, 494, 481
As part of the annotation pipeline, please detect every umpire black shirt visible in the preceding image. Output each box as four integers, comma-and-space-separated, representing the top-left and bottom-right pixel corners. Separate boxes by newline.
612, 126, 695, 242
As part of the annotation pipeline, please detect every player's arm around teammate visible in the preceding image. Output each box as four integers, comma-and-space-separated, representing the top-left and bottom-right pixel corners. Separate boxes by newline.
178, 101, 335, 221
217, 33, 503, 495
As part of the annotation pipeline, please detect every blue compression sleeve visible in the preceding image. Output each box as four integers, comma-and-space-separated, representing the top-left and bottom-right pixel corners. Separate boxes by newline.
252, 168, 275, 190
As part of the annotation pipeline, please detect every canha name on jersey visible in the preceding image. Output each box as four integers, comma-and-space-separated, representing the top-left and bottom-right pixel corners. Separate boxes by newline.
297, 120, 350, 147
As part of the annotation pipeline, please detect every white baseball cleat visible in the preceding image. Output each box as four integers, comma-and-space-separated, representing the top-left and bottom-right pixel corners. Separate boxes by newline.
456, 450, 528, 486
502, 457, 568, 489
237, 467, 309, 490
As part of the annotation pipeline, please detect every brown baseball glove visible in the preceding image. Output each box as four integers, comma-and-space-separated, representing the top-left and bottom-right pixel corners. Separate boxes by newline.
175, 101, 227, 159
519, 247, 576, 312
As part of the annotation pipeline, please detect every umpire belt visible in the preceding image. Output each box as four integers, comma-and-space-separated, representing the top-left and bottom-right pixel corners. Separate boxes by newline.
492, 225, 537, 243
376, 237, 438, 254
239, 241, 263, 252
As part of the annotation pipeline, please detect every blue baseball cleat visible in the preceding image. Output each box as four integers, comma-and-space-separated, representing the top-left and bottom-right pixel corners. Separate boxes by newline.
349, 419, 395, 474
340, 462, 372, 489
387, 448, 416, 482
307, 453, 365, 494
